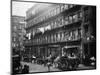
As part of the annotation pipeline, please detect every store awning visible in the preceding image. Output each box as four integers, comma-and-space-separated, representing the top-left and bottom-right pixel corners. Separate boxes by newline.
12, 55, 19, 58
63, 45, 80, 49
48, 45, 60, 48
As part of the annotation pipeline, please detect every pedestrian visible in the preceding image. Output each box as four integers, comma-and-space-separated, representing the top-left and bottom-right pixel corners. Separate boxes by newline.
47, 60, 51, 72
22, 65, 29, 74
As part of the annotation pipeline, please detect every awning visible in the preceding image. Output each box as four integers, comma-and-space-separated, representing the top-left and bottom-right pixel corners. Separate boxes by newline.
48, 45, 60, 48
63, 45, 80, 49
12, 55, 19, 58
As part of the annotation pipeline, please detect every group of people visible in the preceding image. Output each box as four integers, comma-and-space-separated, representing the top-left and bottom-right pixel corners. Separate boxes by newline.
21, 65, 29, 74
31, 54, 53, 71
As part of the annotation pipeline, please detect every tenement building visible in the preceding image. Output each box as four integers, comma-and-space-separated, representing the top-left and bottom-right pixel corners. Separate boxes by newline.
24, 3, 96, 63
12, 16, 26, 56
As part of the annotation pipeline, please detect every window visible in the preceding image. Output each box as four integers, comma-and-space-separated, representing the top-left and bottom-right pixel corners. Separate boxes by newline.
56, 18, 59, 27
58, 17, 62, 26
42, 36, 44, 44
64, 4, 68, 10
50, 10, 52, 17
45, 36, 47, 43
64, 16, 69, 25
52, 21, 55, 28
72, 30, 76, 40
78, 29, 82, 39
54, 9, 56, 16
50, 35, 52, 43
58, 33, 60, 41
37, 38, 39, 44
47, 35, 50, 43
52, 9, 55, 16
84, 10, 89, 22
74, 30, 78, 40
48, 12, 50, 18
66, 33, 69, 41
57, 7, 60, 14
51, 34, 54, 43
56, 33, 58, 42
49, 35, 51, 43
54, 20, 57, 28
61, 5, 64, 12
60, 32, 62, 41
61, 17, 64, 26
78, 12, 83, 20
63, 31, 66, 41
71, 30, 74, 40
69, 15, 73, 24
69, 31, 72, 40
45, 36, 46, 43
80, 12, 83, 18
61, 32, 64, 41
84, 25, 88, 33
51, 22, 53, 29
69, 4, 74, 8
54, 34, 56, 42
73, 14, 78, 22
64, 31, 68, 41
52, 34, 55, 43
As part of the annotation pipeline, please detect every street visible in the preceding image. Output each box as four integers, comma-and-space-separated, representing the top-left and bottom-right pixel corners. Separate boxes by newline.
20, 61, 95, 73
21, 61, 60, 73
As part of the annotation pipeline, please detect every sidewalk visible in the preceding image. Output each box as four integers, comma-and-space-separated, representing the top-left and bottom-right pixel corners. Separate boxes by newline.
77, 64, 95, 70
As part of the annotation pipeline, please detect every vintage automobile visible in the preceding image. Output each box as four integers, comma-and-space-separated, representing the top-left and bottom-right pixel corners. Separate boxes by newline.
57, 56, 69, 70
54, 46, 80, 70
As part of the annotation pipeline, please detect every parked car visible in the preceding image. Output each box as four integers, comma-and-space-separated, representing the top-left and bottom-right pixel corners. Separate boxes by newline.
56, 55, 80, 70
55, 46, 80, 70
57, 56, 69, 70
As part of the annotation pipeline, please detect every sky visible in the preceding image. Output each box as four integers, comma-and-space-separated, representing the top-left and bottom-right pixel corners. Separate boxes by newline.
12, 1, 35, 17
